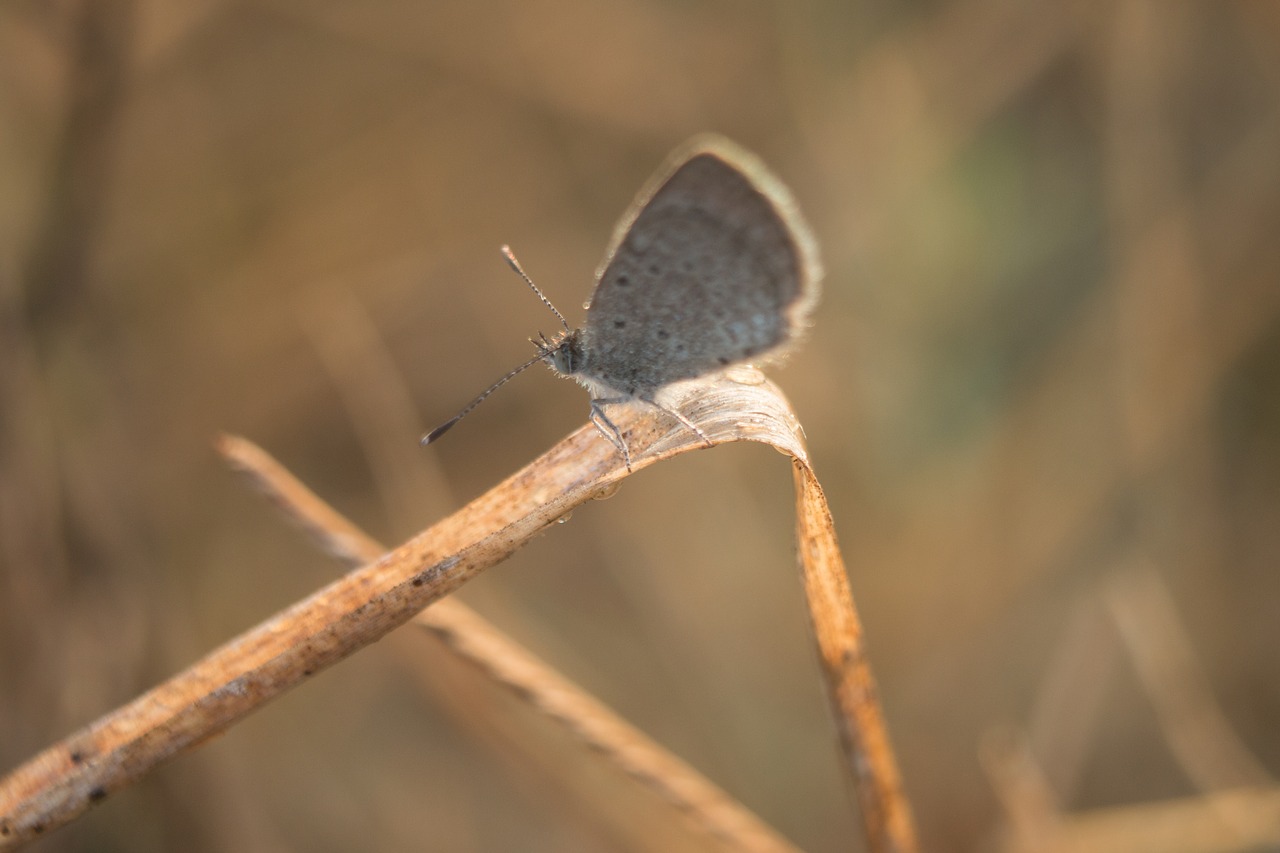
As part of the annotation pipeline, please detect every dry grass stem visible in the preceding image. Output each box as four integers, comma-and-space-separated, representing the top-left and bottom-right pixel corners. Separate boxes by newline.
981, 727, 1064, 850
793, 462, 917, 852
996, 786, 1280, 853
0, 372, 913, 852
218, 433, 802, 853
1105, 567, 1273, 792
986, 571, 1279, 853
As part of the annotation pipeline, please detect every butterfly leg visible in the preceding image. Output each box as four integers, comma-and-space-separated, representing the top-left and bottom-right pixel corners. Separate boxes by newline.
589, 398, 634, 472
640, 394, 714, 449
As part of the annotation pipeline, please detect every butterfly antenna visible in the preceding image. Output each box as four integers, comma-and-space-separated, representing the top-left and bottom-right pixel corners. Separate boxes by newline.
502, 245, 570, 332
421, 350, 548, 445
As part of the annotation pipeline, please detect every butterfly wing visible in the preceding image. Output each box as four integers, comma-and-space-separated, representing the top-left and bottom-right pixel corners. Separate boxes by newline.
578, 137, 821, 397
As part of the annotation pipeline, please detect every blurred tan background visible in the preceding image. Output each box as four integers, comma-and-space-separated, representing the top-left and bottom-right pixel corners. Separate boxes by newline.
2, 1, 1279, 851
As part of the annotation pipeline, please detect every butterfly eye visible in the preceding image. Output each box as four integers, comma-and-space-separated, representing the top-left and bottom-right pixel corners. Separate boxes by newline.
551, 332, 582, 376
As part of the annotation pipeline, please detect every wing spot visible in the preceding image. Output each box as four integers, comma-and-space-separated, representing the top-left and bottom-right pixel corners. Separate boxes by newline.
616, 275, 630, 287
656, 329, 669, 340
613, 319, 626, 329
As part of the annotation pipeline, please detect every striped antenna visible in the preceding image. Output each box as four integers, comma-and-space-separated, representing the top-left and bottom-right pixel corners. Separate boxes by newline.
421, 248, 568, 446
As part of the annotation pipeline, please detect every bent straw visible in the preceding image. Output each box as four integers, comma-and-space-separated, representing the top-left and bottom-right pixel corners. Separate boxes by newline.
0, 372, 916, 853
218, 433, 802, 853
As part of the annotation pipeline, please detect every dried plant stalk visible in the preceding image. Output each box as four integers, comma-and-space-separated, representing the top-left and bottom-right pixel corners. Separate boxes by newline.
995, 786, 1280, 853
1106, 567, 1274, 791
794, 461, 917, 852
0, 372, 915, 853
218, 434, 802, 853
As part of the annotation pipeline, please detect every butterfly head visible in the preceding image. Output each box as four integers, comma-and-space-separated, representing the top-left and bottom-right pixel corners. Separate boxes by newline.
537, 329, 585, 378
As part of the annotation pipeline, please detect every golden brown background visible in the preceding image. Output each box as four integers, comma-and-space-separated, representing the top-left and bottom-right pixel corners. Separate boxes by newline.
2, 1, 1278, 851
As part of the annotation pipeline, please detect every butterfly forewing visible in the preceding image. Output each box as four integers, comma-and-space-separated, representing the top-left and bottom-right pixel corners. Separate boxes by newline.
578, 145, 817, 397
